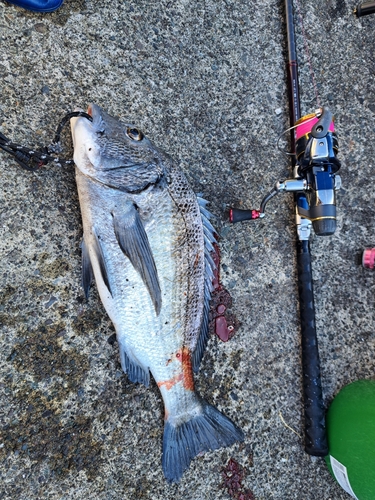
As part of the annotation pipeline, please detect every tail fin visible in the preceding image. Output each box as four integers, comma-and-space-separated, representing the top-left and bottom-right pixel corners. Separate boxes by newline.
162, 399, 244, 483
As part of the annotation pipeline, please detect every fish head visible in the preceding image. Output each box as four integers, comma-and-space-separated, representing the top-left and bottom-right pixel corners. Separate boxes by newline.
70, 103, 165, 192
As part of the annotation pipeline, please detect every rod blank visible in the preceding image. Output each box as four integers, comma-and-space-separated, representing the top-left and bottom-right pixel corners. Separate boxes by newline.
355, 1, 375, 16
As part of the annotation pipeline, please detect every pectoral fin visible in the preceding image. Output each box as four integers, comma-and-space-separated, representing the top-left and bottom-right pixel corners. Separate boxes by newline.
112, 204, 162, 315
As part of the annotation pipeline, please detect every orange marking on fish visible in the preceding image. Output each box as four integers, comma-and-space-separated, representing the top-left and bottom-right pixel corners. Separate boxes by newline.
157, 373, 183, 390
179, 347, 195, 391
158, 348, 195, 391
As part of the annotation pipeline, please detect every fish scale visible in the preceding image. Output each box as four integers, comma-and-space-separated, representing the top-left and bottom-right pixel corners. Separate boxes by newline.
71, 103, 243, 482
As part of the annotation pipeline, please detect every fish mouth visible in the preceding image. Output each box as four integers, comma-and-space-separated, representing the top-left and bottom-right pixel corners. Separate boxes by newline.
86, 103, 102, 120
71, 104, 101, 131
70, 105, 97, 147
72, 104, 95, 119
85, 103, 102, 128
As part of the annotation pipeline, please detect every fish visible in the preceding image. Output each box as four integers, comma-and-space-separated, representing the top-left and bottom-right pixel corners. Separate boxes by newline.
70, 103, 244, 482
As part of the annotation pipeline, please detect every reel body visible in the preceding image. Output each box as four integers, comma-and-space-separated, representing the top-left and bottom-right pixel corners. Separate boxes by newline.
230, 107, 341, 238
295, 110, 341, 236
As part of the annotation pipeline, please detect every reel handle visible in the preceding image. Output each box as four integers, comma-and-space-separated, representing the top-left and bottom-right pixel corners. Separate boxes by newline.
229, 208, 261, 223
297, 240, 328, 456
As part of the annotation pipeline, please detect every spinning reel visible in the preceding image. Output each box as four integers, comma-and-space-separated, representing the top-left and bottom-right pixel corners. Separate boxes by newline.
230, 107, 341, 239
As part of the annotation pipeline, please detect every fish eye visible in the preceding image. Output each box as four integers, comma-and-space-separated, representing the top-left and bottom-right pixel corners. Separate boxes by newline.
126, 127, 144, 141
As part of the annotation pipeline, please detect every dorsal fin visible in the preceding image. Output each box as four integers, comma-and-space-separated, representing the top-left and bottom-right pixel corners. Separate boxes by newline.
192, 197, 219, 372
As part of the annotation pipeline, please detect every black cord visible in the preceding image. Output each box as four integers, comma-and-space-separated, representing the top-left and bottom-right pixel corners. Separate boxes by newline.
52, 111, 92, 145
0, 111, 93, 171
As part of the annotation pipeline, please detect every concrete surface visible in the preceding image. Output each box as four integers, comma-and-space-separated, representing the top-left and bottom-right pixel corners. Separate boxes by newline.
1, 0, 375, 498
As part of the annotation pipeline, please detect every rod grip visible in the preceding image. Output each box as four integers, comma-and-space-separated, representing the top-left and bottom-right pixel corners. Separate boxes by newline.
296, 244, 328, 456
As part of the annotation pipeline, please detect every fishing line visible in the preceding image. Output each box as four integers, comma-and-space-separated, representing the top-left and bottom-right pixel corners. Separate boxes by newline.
294, 0, 321, 109
277, 110, 321, 156
52, 111, 92, 146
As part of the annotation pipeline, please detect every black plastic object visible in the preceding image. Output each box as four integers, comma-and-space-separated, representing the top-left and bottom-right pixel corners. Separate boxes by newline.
310, 108, 333, 139
355, 1, 375, 16
297, 240, 328, 456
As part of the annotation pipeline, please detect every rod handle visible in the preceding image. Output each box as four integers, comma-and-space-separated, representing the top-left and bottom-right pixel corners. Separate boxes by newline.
296, 245, 328, 456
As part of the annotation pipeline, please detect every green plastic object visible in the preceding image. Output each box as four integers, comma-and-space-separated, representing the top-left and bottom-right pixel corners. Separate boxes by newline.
325, 379, 375, 500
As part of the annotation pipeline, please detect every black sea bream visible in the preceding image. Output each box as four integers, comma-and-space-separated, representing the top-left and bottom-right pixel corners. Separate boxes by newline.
70, 104, 243, 482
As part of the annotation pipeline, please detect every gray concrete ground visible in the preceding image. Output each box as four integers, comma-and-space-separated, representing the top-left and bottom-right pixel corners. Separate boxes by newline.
1, 0, 374, 498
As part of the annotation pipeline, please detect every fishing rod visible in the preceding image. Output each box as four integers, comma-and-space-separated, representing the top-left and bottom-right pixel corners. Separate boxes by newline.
229, 0, 342, 456
355, 1, 375, 16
